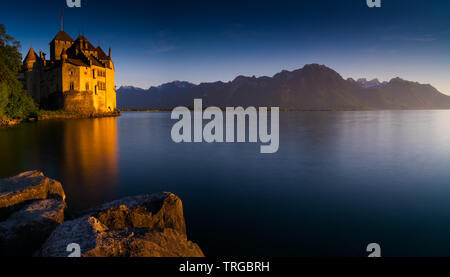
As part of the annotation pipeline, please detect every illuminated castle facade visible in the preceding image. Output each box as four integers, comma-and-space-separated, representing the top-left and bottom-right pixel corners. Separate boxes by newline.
21, 30, 116, 113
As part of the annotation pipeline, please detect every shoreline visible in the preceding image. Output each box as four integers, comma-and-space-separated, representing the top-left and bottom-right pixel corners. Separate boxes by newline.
0, 171, 204, 257
3, 106, 449, 128
120, 107, 450, 112
0, 118, 23, 128
0, 111, 121, 128
37, 110, 121, 121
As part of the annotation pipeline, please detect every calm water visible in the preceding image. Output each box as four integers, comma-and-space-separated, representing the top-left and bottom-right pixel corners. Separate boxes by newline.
1, 110, 450, 257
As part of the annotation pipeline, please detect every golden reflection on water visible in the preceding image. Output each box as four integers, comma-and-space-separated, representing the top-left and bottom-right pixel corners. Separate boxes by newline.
61, 117, 119, 211
0, 117, 119, 212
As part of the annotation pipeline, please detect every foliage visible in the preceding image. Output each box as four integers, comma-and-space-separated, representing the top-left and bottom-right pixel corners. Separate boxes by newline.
0, 82, 8, 119
0, 24, 37, 119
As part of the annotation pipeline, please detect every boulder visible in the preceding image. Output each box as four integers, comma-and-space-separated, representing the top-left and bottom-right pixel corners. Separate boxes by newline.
40, 193, 204, 257
0, 171, 66, 256
0, 171, 66, 216
0, 199, 66, 256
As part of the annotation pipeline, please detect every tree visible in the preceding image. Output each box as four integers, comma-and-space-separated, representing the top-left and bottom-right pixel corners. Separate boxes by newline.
0, 82, 8, 118
0, 24, 37, 119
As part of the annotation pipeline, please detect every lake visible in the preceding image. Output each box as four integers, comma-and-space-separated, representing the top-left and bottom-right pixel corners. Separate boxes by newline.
1, 110, 450, 256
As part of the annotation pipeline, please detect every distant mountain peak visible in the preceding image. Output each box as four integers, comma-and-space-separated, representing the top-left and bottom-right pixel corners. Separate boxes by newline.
117, 64, 449, 110
232, 75, 249, 82
301, 63, 328, 70
349, 77, 387, 89
157, 81, 196, 89
118, 85, 146, 91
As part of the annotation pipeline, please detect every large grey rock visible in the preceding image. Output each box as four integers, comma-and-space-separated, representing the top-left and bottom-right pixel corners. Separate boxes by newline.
0, 199, 66, 256
40, 193, 204, 257
0, 171, 67, 256
0, 171, 66, 213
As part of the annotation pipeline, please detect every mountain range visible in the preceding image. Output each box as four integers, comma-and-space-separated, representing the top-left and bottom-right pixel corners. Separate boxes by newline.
117, 64, 450, 110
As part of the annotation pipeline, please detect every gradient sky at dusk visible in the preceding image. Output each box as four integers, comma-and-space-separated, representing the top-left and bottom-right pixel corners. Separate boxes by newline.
1, 0, 449, 93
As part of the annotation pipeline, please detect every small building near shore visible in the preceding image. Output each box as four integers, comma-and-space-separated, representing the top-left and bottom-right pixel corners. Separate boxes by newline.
21, 30, 116, 114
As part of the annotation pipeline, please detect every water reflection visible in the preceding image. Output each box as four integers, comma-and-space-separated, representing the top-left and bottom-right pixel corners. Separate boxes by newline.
3, 110, 450, 256
61, 118, 119, 211
0, 117, 119, 212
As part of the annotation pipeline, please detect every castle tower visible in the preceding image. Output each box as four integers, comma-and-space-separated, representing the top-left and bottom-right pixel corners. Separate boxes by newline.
61, 48, 68, 61
23, 48, 41, 102
23, 47, 38, 70
50, 30, 74, 61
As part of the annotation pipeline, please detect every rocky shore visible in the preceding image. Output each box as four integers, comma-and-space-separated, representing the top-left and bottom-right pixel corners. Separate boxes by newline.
0, 111, 121, 128
0, 171, 204, 257
37, 110, 121, 121
0, 118, 23, 127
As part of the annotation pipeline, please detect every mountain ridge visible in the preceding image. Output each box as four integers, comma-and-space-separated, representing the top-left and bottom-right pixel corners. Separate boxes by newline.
117, 64, 450, 110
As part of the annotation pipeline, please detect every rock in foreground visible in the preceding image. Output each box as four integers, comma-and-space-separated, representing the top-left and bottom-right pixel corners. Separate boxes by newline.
39, 193, 204, 257
0, 171, 66, 256
0, 170, 66, 212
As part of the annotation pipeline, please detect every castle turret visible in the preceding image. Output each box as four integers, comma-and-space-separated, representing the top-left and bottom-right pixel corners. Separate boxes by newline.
39, 50, 47, 66
23, 48, 41, 102
23, 48, 38, 70
50, 30, 74, 61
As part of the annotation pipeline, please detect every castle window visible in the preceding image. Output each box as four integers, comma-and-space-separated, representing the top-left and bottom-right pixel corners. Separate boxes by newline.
97, 81, 106, 91
70, 82, 74, 90
93, 69, 96, 79
85, 83, 89, 90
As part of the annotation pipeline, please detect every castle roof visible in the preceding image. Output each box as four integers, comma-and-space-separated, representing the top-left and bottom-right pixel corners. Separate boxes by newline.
46, 31, 112, 68
51, 30, 74, 42
65, 58, 89, 67
24, 48, 39, 63
74, 35, 97, 51
76, 35, 88, 40
88, 55, 105, 67
96, 46, 110, 60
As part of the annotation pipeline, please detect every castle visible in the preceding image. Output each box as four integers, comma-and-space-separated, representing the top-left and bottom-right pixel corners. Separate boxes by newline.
21, 30, 116, 113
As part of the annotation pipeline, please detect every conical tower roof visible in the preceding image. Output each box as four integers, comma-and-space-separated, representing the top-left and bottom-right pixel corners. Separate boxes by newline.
24, 48, 39, 63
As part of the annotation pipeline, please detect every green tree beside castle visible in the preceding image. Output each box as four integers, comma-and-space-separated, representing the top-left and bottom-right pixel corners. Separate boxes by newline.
0, 24, 37, 120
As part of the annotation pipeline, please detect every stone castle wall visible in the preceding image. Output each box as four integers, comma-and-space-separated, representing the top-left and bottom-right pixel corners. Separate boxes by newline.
25, 61, 117, 114
45, 90, 115, 114
62, 91, 96, 113
60, 62, 116, 113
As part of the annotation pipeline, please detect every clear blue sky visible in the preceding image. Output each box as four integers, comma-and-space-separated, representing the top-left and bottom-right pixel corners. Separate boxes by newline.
2, 0, 450, 94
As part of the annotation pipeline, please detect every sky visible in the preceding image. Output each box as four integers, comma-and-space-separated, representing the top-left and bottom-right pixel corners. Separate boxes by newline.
1, 0, 450, 94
